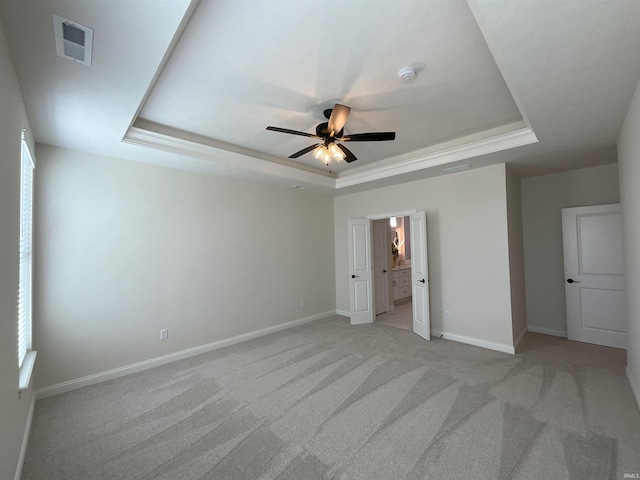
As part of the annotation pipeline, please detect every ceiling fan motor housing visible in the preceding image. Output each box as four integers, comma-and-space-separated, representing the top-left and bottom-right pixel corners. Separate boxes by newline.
316, 122, 343, 138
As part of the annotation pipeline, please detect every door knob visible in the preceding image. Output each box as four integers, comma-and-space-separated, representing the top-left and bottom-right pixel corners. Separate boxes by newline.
419, 279, 426, 283
351, 274, 359, 278
567, 278, 579, 283
383, 270, 387, 273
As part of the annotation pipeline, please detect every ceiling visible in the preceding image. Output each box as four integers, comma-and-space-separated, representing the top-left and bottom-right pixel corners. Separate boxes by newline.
2, 0, 640, 195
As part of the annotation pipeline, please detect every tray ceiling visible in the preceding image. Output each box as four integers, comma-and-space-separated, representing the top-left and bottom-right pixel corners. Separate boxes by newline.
135, 0, 527, 177
3, 0, 640, 194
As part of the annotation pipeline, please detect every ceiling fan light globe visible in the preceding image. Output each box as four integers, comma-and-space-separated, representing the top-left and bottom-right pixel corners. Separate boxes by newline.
328, 142, 345, 161
312, 145, 326, 160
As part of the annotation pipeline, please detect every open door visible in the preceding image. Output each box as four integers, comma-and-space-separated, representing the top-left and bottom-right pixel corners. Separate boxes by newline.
410, 211, 430, 340
348, 219, 374, 325
373, 220, 389, 315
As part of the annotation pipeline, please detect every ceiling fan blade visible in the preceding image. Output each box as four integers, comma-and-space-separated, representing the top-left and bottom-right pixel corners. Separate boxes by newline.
336, 143, 357, 163
341, 132, 396, 142
327, 104, 351, 137
289, 144, 322, 159
266, 126, 321, 139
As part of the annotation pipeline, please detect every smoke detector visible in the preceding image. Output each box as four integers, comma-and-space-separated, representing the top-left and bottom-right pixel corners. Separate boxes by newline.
398, 66, 417, 83
53, 14, 93, 66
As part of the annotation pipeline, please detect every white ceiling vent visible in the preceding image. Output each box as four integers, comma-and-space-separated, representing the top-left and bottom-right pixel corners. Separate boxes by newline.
53, 14, 93, 66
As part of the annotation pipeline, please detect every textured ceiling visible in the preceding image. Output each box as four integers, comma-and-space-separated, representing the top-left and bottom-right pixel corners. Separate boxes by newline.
1, 0, 640, 194
138, 0, 522, 174
468, 0, 640, 176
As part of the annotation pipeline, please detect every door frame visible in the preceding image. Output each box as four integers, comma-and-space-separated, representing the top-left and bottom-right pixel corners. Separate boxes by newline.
366, 211, 417, 221
365, 211, 427, 331
367, 211, 417, 315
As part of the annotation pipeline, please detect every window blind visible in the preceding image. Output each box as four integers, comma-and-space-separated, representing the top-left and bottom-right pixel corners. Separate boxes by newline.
18, 133, 34, 368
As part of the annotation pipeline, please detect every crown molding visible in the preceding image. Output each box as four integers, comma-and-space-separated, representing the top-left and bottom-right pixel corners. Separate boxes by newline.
119, 0, 538, 192
123, 121, 537, 191
335, 126, 538, 189
123, 124, 337, 189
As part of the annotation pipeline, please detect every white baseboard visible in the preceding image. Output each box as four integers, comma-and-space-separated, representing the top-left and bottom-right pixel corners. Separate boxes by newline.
36, 310, 335, 400
527, 325, 568, 338
430, 329, 515, 355
336, 309, 350, 317
514, 327, 528, 351
14, 393, 35, 480
627, 366, 640, 412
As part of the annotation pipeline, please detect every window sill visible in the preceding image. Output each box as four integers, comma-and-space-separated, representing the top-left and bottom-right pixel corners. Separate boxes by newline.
19, 351, 37, 392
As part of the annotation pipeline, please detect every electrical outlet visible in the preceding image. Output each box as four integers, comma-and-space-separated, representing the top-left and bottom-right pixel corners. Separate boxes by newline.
300, 299, 306, 308
160, 329, 168, 340
444, 310, 451, 319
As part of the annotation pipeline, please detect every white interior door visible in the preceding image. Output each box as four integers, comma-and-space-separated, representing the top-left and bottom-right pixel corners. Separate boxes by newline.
562, 204, 626, 349
410, 211, 430, 340
373, 220, 389, 315
348, 219, 374, 325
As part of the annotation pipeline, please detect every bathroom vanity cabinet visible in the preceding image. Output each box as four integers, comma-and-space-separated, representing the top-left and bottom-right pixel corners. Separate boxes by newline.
392, 266, 411, 301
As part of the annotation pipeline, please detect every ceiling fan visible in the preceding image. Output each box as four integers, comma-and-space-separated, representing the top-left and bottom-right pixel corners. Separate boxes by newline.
266, 103, 395, 164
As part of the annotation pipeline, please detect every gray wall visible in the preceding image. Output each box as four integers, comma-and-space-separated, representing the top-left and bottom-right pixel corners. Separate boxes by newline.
618, 76, 640, 407
33, 145, 336, 389
334, 163, 515, 351
0, 19, 35, 480
521, 164, 620, 336
505, 167, 527, 347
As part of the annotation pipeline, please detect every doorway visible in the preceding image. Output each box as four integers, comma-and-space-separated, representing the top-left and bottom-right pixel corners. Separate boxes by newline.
373, 216, 413, 330
347, 212, 430, 340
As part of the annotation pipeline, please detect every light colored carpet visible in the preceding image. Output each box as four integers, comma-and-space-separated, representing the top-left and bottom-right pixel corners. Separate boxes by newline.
23, 316, 640, 479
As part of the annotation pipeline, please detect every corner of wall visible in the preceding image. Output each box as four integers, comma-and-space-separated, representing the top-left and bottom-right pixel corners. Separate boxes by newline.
618, 75, 640, 411
13, 393, 35, 480
520, 163, 620, 337
0, 17, 39, 480
627, 366, 640, 412
504, 165, 526, 346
